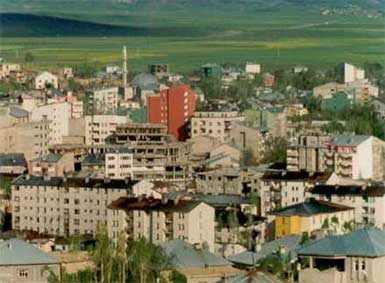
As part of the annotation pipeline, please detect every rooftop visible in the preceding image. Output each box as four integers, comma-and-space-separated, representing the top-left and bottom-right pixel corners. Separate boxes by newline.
0, 153, 27, 167
269, 199, 353, 217
262, 170, 330, 182
228, 234, 301, 266
31, 153, 63, 163
0, 238, 60, 265
332, 135, 371, 146
310, 184, 385, 197
108, 197, 206, 212
13, 175, 138, 189
297, 229, 385, 257
161, 239, 229, 268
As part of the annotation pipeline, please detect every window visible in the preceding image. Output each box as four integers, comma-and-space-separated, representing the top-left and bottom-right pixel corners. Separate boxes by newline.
18, 269, 29, 278
74, 199, 80, 205
361, 259, 366, 271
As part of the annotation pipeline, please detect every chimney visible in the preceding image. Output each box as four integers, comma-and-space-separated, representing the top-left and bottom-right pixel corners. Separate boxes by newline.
85, 176, 90, 184
162, 197, 168, 204
43, 175, 51, 181
122, 46, 127, 87
25, 174, 30, 181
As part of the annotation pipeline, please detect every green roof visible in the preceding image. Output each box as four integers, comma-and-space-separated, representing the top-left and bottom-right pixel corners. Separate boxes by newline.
161, 240, 229, 268
298, 229, 385, 257
0, 238, 60, 265
269, 199, 353, 217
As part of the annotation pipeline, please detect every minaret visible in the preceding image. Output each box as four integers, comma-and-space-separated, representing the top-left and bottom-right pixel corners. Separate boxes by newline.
122, 46, 127, 87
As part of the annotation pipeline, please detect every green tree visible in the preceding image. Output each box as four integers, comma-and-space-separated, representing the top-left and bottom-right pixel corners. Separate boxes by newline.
92, 224, 113, 283
262, 137, 288, 164
127, 237, 169, 283
0, 175, 12, 199
24, 51, 34, 62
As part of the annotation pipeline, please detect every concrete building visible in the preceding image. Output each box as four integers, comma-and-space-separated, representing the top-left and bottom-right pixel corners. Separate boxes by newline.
85, 115, 130, 145
0, 119, 50, 161
298, 229, 385, 283
191, 111, 244, 142
0, 238, 61, 283
0, 63, 21, 79
260, 170, 330, 217
105, 148, 133, 179
270, 199, 354, 239
28, 153, 74, 177
227, 122, 264, 162
0, 153, 27, 174
86, 87, 118, 114
34, 72, 58, 90
311, 183, 385, 229
109, 197, 216, 251
245, 63, 261, 75
287, 135, 331, 172
31, 102, 71, 145
339, 62, 365, 83
11, 175, 146, 238
147, 84, 197, 141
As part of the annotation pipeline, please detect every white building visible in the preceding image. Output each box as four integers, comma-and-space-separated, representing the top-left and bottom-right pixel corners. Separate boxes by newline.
35, 72, 59, 89
85, 115, 130, 145
191, 111, 244, 142
31, 102, 71, 145
109, 197, 216, 251
245, 63, 261, 75
105, 148, 134, 179
87, 87, 119, 113
342, 62, 365, 83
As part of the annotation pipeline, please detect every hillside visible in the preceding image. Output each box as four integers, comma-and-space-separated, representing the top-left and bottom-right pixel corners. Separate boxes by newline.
0, 13, 205, 37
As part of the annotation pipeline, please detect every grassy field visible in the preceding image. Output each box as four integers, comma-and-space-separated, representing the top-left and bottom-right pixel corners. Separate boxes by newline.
1, 3, 384, 73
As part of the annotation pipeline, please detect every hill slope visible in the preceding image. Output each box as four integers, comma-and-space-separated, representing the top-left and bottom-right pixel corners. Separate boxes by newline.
0, 13, 205, 37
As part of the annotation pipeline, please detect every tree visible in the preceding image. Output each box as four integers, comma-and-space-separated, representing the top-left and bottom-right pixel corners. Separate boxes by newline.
127, 237, 169, 283
92, 224, 114, 283
0, 175, 12, 199
24, 51, 34, 63
262, 137, 288, 164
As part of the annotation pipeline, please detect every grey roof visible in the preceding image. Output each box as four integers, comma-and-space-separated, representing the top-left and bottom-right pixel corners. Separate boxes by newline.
0, 153, 27, 167
228, 234, 301, 265
194, 194, 248, 207
82, 154, 105, 165
269, 199, 353, 217
333, 135, 370, 146
228, 272, 285, 283
298, 229, 385, 257
9, 107, 29, 119
132, 73, 158, 91
161, 240, 230, 268
0, 238, 60, 265
32, 153, 62, 163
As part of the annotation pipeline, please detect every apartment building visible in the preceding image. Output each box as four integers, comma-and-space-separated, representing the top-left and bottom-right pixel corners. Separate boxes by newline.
84, 115, 130, 145
86, 87, 118, 114
0, 63, 21, 79
311, 183, 385, 229
34, 72, 58, 90
31, 102, 71, 145
338, 62, 365, 83
314, 80, 378, 103
109, 197, 215, 251
191, 111, 244, 142
11, 175, 145, 238
147, 84, 197, 140
109, 123, 189, 183
287, 135, 331, 172
324, 135, 385, 180
105, 148, 133, 179
28, 153, 74, 177
298, 229, 385, 283
260, 170, 330, 217
270, 199, 354, 239
0, 119, 50, 161
245, 62, 261, 75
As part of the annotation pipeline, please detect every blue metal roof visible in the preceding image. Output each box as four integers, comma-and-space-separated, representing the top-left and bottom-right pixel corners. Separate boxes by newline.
298, 228, 385, 257
0, 238, 60, 265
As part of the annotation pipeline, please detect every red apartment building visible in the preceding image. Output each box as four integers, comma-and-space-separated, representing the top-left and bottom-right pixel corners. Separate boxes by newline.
147, 84, 197, 140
